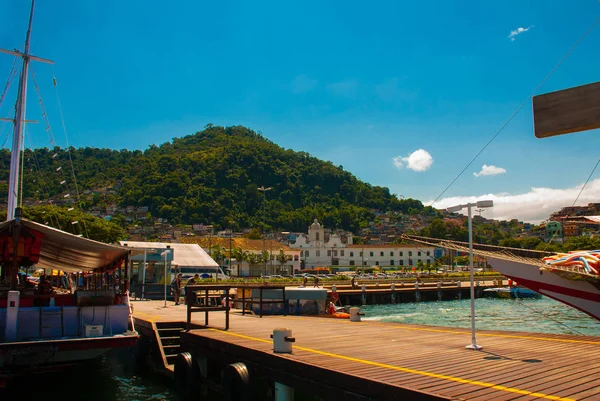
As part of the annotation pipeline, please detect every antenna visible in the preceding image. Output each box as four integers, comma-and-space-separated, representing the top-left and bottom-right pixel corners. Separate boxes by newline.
0, 0, 54, 220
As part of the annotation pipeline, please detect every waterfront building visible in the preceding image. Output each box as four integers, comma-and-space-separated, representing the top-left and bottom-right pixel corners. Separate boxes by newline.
290, 219, 438, 270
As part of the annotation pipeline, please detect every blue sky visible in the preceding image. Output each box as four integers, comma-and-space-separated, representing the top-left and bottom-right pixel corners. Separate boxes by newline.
1, 0, 599, 223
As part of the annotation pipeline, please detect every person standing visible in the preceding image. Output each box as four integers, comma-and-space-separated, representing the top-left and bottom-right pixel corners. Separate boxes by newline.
173, 273, 182, 305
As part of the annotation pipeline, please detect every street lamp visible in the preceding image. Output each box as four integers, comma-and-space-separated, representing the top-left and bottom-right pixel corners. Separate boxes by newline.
446, 199, 494, 350
160, 249, 172, 308
258, 186, 272, 276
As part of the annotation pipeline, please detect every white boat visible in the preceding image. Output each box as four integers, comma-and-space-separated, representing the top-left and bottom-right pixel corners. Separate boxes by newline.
0, 1, 138, 386
404, 235, 600, 322
486, 256, 599, 320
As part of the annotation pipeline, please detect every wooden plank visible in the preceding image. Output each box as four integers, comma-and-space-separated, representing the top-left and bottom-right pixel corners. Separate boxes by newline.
533, 81, 600, 138
133, 300, 600, 401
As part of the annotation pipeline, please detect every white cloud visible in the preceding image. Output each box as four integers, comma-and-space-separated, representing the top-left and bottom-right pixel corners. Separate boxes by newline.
393, 149, 433, 172
430, 178, 600, 224
291, 74, 317, 94
326, 79, 358, 98
474, 164, 507, 177
508, 25, 533, 41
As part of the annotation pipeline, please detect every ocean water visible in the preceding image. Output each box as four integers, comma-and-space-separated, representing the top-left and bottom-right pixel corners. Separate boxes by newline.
4, 351, 176, 401
361, 297, 600, 336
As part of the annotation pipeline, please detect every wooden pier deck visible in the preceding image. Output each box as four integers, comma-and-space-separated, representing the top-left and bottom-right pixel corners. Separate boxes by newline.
132, 300, 600, 401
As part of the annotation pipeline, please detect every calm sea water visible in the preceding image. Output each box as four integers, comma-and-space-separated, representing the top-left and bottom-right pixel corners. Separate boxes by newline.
361, 297, 600, 336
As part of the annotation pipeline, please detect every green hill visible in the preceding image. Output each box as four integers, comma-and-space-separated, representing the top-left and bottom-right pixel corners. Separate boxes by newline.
1, 125, 431, 232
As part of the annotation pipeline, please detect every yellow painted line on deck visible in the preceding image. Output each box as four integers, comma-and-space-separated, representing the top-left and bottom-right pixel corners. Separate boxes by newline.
209, 329, 576, 401
267, 314, 600, 345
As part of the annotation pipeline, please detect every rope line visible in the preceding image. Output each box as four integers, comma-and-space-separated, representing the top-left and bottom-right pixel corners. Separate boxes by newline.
430, 16, 600, 206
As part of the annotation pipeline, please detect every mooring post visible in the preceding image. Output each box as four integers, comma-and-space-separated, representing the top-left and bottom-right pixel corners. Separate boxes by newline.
437, 281, 442, 301
415, 281, 420, 302
457, 280, 462, 300
361, 284, 367, 305
391, 283, 396, 304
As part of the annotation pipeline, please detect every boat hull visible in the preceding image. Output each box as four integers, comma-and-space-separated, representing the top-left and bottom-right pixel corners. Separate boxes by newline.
0, 334, 138, 385
487, 257, 600, 321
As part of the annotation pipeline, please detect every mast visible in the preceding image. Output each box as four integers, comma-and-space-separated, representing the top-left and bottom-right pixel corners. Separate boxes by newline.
0, 0, 53, 220
6, 1, 35, 221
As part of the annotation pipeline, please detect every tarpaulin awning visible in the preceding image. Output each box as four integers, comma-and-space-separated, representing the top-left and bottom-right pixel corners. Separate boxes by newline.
0, 218, 129, 273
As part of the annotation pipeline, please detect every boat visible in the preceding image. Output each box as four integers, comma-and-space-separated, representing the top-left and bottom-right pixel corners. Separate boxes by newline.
403, 235, 600, 321
483, 286, 542, 299
0, 1, 138, 386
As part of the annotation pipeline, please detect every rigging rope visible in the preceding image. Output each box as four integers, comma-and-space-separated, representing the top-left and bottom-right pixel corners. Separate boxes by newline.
24, 129, 62, 230
51, 70, 89, 238
542, 157, 600, 252
572, 158, 600, 206
511, 298, 585, 336
0, 58, 18, 109
430, 16, 600, 206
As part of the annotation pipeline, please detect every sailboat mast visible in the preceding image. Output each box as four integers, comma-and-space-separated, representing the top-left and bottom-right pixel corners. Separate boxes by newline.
7, 0, 36, 220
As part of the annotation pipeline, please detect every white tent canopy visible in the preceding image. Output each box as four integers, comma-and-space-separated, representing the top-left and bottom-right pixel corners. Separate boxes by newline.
0, 218, 129, 273
120, 241, 218, 271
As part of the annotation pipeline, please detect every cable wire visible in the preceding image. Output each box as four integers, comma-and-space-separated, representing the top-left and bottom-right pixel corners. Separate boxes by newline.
430, 16, 600, 206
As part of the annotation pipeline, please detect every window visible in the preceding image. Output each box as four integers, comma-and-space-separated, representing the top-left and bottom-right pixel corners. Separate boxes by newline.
380, 251, 384, 257
305, 250, 309, 257
370, 252, 374, 257
363, 261, 367, 266
409, 251, 413, 257
359, 252, 363, 257
375, 261, 379, 266
341, 250, 345, 257
316, 250, 320, 257
408, 259, 413, 266
390, 252, 394, 257
316, 232, 320, 241
427, 251, 430, 256
350, 251, 354, 257
333, 250, 338, 257
349, 260, 355, 266
294, 255, 298, 261
390, 260, 395, 265
418, 251, 421, 256
400, 251, 403, 256
327, 250, 331, 257
400, 260, 404, 266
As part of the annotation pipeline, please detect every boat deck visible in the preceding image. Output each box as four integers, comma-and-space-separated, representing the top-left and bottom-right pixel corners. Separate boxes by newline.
133, 300, 600, 400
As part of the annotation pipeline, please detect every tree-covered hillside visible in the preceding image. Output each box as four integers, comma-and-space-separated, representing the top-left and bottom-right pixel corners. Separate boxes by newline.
2, 125, 431, 232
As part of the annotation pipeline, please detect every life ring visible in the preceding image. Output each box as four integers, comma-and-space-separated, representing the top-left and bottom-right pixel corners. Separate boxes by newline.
223, 362, 251, 401
331, 292, 339, 302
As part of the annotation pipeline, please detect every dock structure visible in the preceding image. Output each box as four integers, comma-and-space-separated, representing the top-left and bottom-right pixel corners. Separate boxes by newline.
133, 300, 600, 401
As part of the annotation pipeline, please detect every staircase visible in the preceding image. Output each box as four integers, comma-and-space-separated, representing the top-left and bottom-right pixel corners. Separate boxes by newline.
155, 321, 186, 368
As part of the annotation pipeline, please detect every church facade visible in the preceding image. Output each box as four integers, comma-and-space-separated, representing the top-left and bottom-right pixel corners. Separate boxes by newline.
290, 219, 438, 269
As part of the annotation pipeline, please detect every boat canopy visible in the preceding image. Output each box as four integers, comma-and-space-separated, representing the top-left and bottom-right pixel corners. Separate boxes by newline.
0, 218, 129, 273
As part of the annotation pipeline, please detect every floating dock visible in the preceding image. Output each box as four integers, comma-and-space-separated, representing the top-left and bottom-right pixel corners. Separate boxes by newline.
133, 299, 600, 401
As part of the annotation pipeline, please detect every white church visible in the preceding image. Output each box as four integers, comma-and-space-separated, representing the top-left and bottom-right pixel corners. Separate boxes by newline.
290, 219, 438, 269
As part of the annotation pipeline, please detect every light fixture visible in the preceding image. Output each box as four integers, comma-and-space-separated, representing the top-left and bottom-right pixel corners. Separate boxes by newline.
446, 200, 494, 350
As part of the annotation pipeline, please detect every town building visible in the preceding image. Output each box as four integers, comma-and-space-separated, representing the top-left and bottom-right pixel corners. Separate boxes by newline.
290, 219, 438, 269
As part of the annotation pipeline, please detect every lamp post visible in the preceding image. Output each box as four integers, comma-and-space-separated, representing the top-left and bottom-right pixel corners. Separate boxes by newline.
160, 249, 172, 308
446, 200, 493, 350
258, 186, 272, 276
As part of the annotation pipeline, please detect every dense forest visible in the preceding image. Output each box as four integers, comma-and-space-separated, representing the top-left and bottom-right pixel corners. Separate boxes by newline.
0, 125, 436, 233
